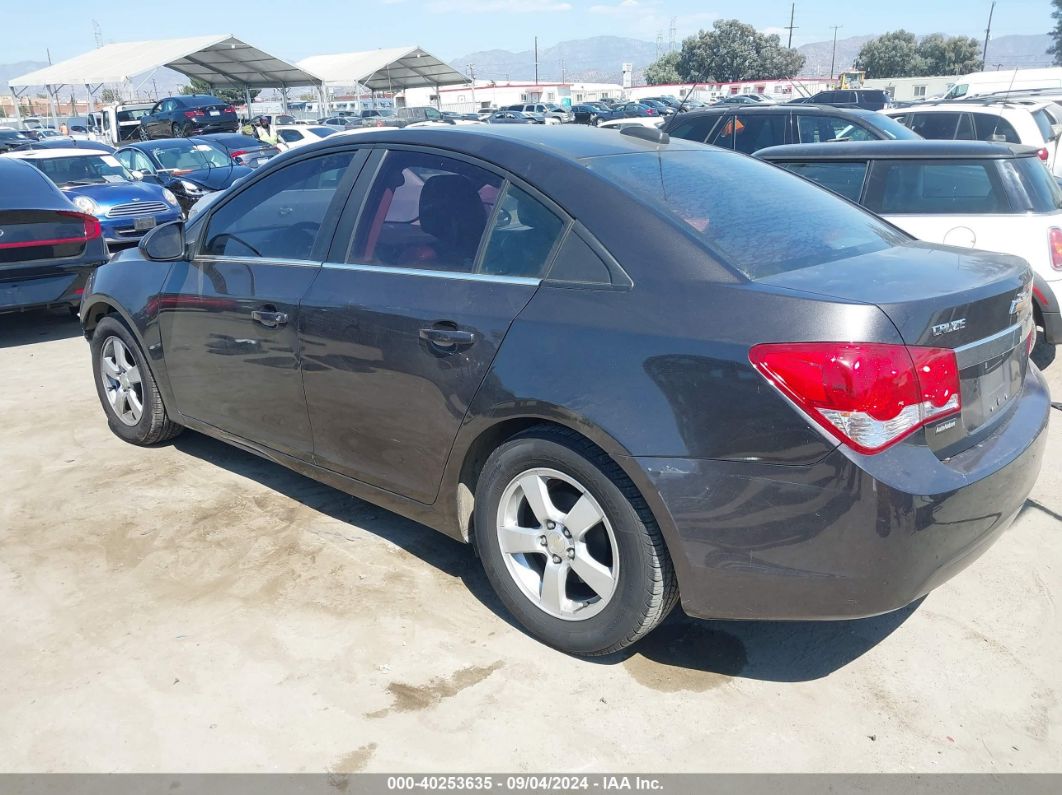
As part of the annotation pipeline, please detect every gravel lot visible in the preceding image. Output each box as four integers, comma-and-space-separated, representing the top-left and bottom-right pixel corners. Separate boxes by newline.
1, 309, 1060, 773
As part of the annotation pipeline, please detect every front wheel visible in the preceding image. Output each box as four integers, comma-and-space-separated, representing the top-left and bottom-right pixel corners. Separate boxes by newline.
474, 427, 678, 655
90, 316, 183, 446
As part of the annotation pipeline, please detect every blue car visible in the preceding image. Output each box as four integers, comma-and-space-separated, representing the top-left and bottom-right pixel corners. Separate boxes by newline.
4, 147, 182, 246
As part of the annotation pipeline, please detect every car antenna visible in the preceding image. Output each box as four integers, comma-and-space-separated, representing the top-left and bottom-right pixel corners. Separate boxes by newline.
1004, 67, 1019, 103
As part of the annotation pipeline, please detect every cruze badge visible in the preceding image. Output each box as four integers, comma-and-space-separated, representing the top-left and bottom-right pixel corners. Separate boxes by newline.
932, 319, 966, 336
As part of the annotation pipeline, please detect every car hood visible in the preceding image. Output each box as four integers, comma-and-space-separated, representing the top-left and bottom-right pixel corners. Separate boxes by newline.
166, 164, 252, 191
60, 180, 171, 209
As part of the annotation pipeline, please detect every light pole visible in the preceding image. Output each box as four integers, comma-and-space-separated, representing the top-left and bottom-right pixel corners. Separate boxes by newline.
830, 25, 842, 81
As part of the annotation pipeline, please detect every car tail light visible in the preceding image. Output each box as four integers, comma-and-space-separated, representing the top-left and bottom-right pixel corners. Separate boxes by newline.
1039, 147, 1050, 161
183, 109, 205, 119
1049, 227, 1062, 271
228, 149, 248, 160
223, 106, 235, 114
749, 342, 961, 454
0, 211, 100, 249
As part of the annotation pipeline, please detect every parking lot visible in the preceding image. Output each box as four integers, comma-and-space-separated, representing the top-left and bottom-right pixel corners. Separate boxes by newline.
0, 308, 1058, 773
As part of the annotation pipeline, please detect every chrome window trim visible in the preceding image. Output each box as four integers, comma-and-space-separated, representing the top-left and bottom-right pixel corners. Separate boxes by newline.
195, 255, 321, 269
322, 261, 541, 286
954, 320, 1024, 370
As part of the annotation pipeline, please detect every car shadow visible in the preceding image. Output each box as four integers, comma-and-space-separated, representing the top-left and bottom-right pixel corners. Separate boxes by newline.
0, 308, 82, 348
171, 430, 923, 683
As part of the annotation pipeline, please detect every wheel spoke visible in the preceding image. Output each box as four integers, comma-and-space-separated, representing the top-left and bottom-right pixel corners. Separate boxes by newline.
126, 389, 143, 419
499, 524, 544, 555
111, 341, 128, 371
517, 473, 555, 526
571, 551, 615, 599
540, 560, 569, 615
563, 494, 604, 541
125, 365, 141, 385
114, 390, 129, 417
101, 356, 120, 379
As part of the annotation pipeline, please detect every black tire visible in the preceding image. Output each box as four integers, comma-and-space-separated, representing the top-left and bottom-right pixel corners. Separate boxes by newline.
473, 426, 679, 656
138, 125, 149, 141
90, 315, 182, 446
171, 122, 183, 138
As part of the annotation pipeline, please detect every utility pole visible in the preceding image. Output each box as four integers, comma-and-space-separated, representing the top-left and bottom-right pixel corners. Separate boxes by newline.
982, 1, 996, 68
534, 37, 539, 85
669, 17, 677, 52
560, 59, 566, 84
830, 25, 842, 81
467, 63, 476, 104
785, 3, 797, 49
92, 20, 104, 48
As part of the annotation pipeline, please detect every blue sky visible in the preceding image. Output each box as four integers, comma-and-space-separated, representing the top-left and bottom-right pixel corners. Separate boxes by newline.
3, 0, 1054, 64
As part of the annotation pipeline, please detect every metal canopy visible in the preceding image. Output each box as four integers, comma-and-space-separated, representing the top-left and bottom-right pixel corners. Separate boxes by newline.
9, 34, 322, 89
298, 46, 468, 91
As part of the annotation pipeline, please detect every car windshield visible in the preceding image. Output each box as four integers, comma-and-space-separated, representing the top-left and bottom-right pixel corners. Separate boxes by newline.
585, 149, 905, 279
30, 154, 132, 186
116, 108, 150, 122
0, 130, 30, 140
150, 141, 231, 172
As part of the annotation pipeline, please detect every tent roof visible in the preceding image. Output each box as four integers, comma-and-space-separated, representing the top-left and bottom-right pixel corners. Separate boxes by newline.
9, 35, 322, 89
298, 46, 468, 91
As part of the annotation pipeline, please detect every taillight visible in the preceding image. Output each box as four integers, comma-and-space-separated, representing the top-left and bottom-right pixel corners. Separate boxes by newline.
1049, 227, 1062, 271
228, 149, 248, 159
749, 342, 961, 454
223, 105, 235, 114
0, 211, 100, 249
1038, 147, 1050, 161
183, 109, 205, 119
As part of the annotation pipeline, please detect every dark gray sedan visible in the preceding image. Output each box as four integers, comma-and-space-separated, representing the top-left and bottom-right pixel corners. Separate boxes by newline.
487, 110, 541, 125
78, 126, 1049, 655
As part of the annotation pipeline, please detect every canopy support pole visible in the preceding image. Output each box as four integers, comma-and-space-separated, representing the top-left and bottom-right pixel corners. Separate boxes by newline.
280, 86, 289, 113
9, 88, 23, 125
244, 86, 253, 120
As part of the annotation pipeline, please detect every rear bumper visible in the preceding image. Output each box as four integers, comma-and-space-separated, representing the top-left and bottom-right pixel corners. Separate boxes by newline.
635, 365, 1051, 621
0, 267, 94, 312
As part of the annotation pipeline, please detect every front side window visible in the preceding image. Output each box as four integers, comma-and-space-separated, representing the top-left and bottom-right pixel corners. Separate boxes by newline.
864, 160, 1010, 215
585, 150, 903, 280
115, 149, 153, 174
667, 115, 719, 144
732, 113, 787, 153
203, 152, 357, 260
350, 150, 502, 272
277, 129, 303, 143
781, 161, 869, 202
798, 114, 874, 143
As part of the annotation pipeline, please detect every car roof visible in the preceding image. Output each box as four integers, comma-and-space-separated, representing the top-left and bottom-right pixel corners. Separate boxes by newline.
888, 102, 1039, 116
755, 140, 1040, 160
681, 104, 878, 118
0, 158, 74, 211
3, 147, 104, 159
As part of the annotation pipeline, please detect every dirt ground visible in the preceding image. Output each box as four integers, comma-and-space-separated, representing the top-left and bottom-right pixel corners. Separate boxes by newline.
1, 309, 1060, 774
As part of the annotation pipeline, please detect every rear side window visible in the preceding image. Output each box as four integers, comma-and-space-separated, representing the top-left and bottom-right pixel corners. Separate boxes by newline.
706, 115, 737, 148
971, 114, 1021, 143
780, 161, 869, 202
667, 115, 718, 143
585, 150, 902, 280
732, 113, 787, 153
864, 160, 1010, 215
797, 114, 875, 143
478, 185, 565, 278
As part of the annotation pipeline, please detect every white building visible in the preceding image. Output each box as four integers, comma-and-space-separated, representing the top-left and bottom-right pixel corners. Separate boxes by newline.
629, 78, 834, 104
399, 80, 624, 112
863, 76, 958, 102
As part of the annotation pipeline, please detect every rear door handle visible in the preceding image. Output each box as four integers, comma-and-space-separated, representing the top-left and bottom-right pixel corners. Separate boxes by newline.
419, 327, 475, 347
251, 309, 288, 328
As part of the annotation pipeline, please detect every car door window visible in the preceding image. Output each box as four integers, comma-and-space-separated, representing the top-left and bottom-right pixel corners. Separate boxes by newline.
798, 114, 873, 143
350, 150, 502, 273
907, 112, 961, 139
124, 149, 154, 173
865, 160, 1009, 214
707, 114, 738, 148
203, 152, 357, 260
781, 161, 869, 202
732, 113, 786, 153
278, 129, 302, 143
667, 115, 720, 143
971, 113, 1021, 143
955, 113, 976, 140
478, 185, 565, 278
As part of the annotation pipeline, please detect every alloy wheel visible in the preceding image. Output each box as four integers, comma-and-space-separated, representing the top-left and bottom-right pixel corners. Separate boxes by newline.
494, 468, 619, 621
99, 337, 144, 426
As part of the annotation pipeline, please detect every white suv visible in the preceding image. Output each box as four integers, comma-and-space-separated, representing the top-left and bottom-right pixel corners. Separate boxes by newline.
886, 101, 1062, 179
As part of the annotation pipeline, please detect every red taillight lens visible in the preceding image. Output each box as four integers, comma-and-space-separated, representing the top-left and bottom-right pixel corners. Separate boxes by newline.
1049, 227, 1062, 271
228, 149, 248, 159
1039, 147, 1050, 161
183, 109, 205, 119
223, 105, 235, 114
749, 342, 961, 454
0, 211, 100, 249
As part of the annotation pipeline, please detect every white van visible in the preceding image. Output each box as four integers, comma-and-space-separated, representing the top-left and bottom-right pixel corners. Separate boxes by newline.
944, 68, 1062, 100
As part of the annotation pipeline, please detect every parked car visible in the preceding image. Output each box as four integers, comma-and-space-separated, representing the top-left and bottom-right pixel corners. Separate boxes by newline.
804, 88, 893, 111
4, 148, 182, 245
443, 111, 482, 122
665, 104, 919, 154
639, 99, 677, 117
138, 95, 239, 139
597, 117, 665, 131
25, 128, 62, 141
0, 158, 108, 314
616, 102, 660, 118
396, 106, 454, 125
942, 67, 1062, 101
756, 139, 1062, 347
113, 139, 253, 215
505, 103, 573, 124
318, 116, 363, 130
570, 103, 623, 126
250, 114, 296, 128
198, 133, 279, 168
12, 139, 115, 153
79, 125, 1047, 655
886, 100, 1062, 179
0, 128, 34, 152
712, 94, 771, 106
273, 124, 341, 151
486, 110, 541, 125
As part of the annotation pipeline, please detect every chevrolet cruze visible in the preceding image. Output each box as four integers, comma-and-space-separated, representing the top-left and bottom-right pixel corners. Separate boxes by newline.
79, 126, 1049, 655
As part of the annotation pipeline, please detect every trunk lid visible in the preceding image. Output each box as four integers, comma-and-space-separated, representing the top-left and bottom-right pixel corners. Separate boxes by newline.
761, 242, 1034, 456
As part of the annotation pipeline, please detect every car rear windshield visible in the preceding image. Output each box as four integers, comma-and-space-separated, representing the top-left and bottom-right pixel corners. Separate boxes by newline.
584, 149, 905, 279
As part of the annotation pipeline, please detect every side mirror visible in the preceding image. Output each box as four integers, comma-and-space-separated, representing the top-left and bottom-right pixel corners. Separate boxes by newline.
139, 221, 186, 261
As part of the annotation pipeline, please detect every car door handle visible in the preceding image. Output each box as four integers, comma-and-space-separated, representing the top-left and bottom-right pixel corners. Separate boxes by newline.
419, 327, 475, 347
251, 309, 288, 328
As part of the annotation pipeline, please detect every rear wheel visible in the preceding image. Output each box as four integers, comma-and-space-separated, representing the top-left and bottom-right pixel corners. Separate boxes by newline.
171, 122, 183, 138
474, 427, 678, 655
90, 316, 182, 445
